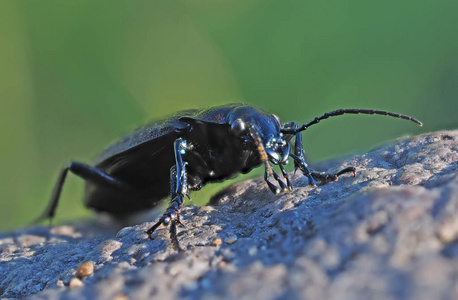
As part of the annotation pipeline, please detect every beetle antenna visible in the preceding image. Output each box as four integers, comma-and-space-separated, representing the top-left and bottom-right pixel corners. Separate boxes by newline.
281, 109, 423, 134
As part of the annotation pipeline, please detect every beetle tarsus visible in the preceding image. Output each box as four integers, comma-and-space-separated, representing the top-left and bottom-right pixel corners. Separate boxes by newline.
311, 171, 338, 183
176, 216, 185, 228
289, 153, 317, 187
279, 164, 293, 192
336, 167, 356, 177
264, 170, 281, 194
146, 220, 163, 240
309, 166, 356, 184
272, 171, 288, 192
146, 217, 184, 251
170, 220, 184, 252
147, 138, 189, 247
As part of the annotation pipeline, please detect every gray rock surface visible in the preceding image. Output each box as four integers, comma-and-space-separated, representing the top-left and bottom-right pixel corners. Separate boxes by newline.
1, 130, 457, 300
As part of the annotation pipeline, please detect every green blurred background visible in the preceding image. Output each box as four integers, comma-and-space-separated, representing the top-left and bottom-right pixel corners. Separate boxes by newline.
1, 0, 457, 231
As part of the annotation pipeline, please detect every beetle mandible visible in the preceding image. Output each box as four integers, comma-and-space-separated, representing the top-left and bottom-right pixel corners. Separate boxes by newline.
35, 103, 422, 248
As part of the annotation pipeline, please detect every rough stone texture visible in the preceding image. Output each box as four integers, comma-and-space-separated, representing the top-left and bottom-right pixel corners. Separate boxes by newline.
1, 130, 457, 300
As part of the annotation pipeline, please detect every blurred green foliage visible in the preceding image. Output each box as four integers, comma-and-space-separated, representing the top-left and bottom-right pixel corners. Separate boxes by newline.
1, 0, 457, 231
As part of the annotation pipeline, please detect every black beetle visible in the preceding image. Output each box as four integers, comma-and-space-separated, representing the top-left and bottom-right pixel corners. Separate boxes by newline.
36, 103, 422, 248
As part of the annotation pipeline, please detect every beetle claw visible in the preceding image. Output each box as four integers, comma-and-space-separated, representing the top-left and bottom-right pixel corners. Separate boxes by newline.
146, 220, 163, 240
268, 182, 281, 195
308, 175, 317, 187
266, 178, 280, 194
176, 216, 185, 228
146, 214, 185, 251
264, 169, 280, 194
285, 177, 293, 192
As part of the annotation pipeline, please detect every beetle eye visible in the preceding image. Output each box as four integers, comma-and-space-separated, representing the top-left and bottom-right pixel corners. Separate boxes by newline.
272, 114, 282, 128
231, 119, 246, 136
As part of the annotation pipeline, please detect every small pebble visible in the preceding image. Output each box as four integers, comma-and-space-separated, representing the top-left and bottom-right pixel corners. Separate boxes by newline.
69, 277, 84, 288
225, 235, 237, 245
211, 238, 222, 246
76, 261, 94, 279
113, 293, 129, 300
56, 279, 64, 287
437, 217, 458, 243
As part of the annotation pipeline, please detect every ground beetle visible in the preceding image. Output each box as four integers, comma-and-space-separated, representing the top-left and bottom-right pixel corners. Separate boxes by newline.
35, 103, 422, 248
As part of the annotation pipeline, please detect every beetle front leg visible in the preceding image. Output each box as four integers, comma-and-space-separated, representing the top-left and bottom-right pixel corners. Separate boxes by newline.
279, 163, 293, 192
284, 122, 317, 187
264, 162, 289, 194
146, 138, 189, 251
310, 167, 356, 183
285, 122, 356, 186
289, 153, 355, 184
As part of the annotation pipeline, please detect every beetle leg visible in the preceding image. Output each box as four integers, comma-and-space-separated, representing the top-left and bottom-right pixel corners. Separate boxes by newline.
33, 162, 132, 224
279, 163, 293, 192
264, 161, 281, 194
264, 162, 288, 194
146, 138, 189, 250
309, 167, 356, 183
284, 122, 357, 185
289, 153, 356, 185
284, 122, 317, 187
337, 167, 357, 177
170, 216, 184, 252
284, 122, 356, 184
264, 170, 280, 195
249, 125, 287, 194
272, 170, 288, 192
289, 153, 316, 187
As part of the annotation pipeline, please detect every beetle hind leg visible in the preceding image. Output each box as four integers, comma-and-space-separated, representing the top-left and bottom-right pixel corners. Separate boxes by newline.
146, 203, 185, 252
32, 162, 131, 225
146, 138, 189, 251
31, 165, 70, 225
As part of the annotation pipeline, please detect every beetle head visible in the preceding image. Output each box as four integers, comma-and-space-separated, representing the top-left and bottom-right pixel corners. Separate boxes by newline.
264, 135, 290, 165
230, 108, 290, 165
